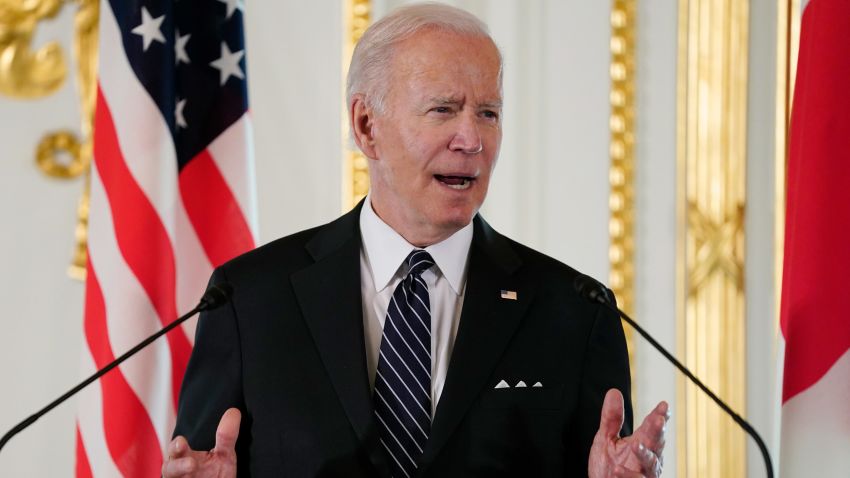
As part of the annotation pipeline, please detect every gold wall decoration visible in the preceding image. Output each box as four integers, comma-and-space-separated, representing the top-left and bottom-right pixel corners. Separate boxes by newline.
0, 0, 67, 98
608, 0, 636, 377
1, 0, 99, 279
342, 0, 371, 211
676, 0, 749, 477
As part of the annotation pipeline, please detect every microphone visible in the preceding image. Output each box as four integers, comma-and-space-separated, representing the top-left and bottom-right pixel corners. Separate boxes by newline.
0, 283, 234, 453
574, 274, 774, 478
200, 283, 234, 310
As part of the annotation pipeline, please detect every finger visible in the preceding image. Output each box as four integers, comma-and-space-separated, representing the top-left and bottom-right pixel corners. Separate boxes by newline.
653, 400, 670, 421
654, 431, 666, 460
632, 441, 662, 478
162, 455, 197, 477
168, 436, 191, 459
598, 388, 625, 440
635, 406, 668, 451
214, 407, 242, 452
613, 464, 646, 478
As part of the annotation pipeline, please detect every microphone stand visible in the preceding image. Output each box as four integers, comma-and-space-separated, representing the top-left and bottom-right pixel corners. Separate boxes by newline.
580, 282, 775, 478
0, 284, 232, 453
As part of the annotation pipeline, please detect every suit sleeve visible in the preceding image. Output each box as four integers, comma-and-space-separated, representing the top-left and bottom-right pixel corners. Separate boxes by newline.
565, 293, 634, 475
173, 267, 252, 475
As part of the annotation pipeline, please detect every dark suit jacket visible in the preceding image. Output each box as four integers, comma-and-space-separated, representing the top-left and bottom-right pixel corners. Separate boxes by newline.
174, 203, 633, 477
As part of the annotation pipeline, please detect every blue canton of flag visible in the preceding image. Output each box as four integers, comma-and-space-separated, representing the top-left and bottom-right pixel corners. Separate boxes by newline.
115, 0, 249, 167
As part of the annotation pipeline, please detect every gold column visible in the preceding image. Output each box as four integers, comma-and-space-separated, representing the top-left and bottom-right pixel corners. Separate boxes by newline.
608, 0, 636, 374
676, 0, 748, 477
342, 0, 371, 211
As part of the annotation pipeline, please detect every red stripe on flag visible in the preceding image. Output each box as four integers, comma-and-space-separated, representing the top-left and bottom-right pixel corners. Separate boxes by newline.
93, 85, 191, 407
780, 0, 850, 403
179, 149, 255, 267
84, 261, 163, 477
75, 424, 93, 478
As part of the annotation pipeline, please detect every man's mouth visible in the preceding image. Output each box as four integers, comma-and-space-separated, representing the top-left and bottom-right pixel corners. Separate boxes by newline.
435, 174, 476, 190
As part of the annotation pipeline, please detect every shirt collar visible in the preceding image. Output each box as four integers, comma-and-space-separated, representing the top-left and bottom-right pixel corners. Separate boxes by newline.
360, 194, 473, 295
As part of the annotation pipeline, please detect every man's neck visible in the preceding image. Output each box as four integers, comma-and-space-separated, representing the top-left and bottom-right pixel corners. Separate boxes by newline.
368, 199, 459, 248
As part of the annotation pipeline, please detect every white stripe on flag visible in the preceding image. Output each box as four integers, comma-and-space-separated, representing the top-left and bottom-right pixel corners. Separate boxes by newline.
780, 349, 850, 478
207, 113, 259, 238
88, 163, 176, 446
77, 353, 124, 478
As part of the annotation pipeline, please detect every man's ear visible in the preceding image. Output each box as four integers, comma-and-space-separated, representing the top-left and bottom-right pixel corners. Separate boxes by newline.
350, 94, 378, 159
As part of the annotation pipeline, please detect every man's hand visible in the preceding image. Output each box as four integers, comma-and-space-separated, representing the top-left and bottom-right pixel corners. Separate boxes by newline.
588, 389, 669, 478
162, 408, 241, 478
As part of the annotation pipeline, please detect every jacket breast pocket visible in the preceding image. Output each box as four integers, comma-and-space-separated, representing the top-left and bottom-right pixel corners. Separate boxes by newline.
477, 385, 564, 410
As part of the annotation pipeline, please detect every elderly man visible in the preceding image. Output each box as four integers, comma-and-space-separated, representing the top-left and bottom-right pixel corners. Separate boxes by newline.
164, 3, 668, 477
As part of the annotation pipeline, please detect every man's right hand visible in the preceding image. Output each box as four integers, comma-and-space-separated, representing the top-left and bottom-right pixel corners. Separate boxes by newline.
162, 408, 241, 478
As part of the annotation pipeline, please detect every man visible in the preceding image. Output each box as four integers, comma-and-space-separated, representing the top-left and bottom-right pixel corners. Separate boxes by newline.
164, 3, 668, 477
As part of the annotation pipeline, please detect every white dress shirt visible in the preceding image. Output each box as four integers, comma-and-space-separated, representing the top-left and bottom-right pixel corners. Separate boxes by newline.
359, 196, 472, 415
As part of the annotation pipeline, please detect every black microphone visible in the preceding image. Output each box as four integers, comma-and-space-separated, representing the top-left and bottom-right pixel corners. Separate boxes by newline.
574, 274, 774, 478
0, 283, 234, 453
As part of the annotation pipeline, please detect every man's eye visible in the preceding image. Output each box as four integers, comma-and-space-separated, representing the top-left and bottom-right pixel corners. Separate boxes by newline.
431, 106, 452, 114
481, 110, 499, 121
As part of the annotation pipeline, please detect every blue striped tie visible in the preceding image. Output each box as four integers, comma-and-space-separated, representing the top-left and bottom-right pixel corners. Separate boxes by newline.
373, 249, 434, 478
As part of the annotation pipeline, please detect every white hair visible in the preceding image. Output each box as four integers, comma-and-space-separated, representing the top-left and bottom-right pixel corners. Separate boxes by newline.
346, 2, 500, 114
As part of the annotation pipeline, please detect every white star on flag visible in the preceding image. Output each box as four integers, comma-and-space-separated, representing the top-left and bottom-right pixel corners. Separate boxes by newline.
131, 7, 166, 51
209, 41, 245, 85
217, 0, 245, 19
175, 30, 191, 64
175, 98, 188, 128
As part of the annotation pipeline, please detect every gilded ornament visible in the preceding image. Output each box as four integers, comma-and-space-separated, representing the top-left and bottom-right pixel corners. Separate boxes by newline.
608, 0, 636, 376
0, 0, 66, 98
676, 0, 749, 476
2, 0, 99, 279
35, 130, 84, 178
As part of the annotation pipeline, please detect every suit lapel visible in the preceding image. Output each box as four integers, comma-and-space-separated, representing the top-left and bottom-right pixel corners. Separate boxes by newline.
419, 216, 535, 470
289, 203, 390, 476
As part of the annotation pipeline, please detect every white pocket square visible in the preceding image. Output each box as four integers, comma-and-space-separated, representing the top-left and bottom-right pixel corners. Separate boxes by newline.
494, 379, 544, 389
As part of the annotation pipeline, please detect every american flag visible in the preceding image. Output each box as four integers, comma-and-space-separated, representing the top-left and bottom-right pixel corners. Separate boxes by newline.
76, 0, 256, 475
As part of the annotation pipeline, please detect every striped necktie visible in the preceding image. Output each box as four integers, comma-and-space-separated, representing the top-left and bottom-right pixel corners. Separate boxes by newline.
373, 249, 434, 478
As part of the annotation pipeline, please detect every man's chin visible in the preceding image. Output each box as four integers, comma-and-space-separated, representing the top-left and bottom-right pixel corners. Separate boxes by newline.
433, 211, 476, 234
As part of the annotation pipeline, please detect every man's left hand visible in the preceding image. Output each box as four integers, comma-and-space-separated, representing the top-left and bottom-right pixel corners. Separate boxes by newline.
588, 388, 669, 478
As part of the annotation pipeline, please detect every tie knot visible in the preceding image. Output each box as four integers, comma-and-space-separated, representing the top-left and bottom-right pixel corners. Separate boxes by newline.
406, 249, 434, 277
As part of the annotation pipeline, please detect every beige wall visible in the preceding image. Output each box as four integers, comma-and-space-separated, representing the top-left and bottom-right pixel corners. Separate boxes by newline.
0, 5, 86, 476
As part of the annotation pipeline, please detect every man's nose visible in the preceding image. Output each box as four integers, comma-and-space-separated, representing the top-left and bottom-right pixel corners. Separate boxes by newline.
448, 114, 483, 154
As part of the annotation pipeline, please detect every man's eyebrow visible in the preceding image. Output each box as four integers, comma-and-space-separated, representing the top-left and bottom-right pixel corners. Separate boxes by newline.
479, 100, 503, 109
426, 97, 503, 109
428, 96, 463, 105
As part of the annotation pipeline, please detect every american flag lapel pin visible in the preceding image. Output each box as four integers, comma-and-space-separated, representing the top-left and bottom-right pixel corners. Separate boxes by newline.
500, 289, 518, 300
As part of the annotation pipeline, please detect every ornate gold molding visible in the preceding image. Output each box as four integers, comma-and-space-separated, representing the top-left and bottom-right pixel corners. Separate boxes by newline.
676, 0, 749, 476
608, 0, 636, 377
0, 0, 98, 279
0, 0, 66, 98
342, 0, 371, 211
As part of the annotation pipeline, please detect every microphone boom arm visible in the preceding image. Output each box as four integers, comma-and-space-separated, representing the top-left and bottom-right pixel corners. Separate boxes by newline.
576, 275, 774, 478
0, 283, 232, 453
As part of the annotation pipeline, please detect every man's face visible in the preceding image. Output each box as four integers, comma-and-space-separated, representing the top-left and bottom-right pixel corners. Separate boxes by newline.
365, 29, 502, 246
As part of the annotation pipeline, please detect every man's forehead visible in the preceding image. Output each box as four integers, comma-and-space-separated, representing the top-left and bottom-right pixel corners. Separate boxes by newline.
393, 29, 501, 69
383, 29, 502, 103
